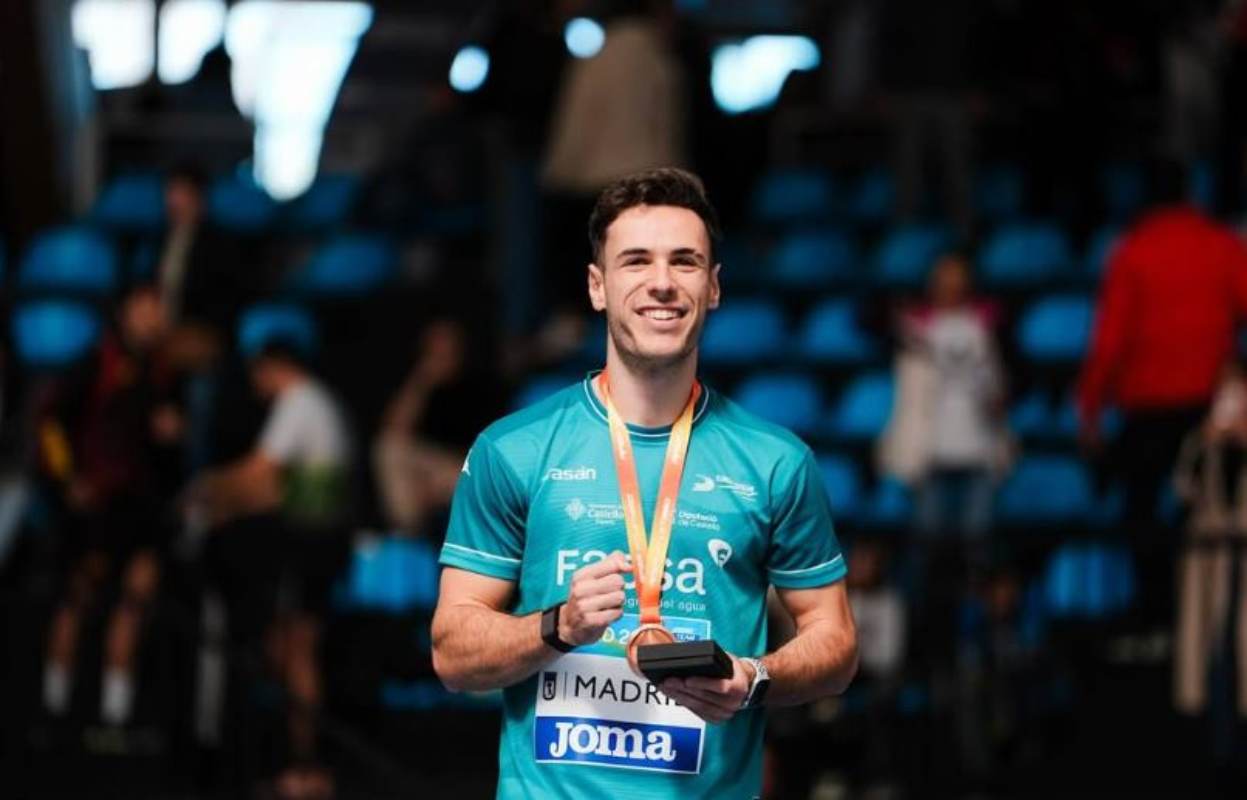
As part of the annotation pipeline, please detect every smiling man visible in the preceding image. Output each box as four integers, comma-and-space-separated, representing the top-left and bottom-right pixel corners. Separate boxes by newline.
432, 168, 858, 799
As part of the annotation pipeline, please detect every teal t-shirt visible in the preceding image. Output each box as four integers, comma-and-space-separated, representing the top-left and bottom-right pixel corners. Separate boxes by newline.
439, 374, 847, 799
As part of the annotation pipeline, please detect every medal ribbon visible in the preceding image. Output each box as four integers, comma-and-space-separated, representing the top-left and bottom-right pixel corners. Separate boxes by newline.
597, 370, 701, 626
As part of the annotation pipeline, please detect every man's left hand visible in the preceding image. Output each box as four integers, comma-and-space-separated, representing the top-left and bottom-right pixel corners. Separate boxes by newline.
659, 655, 754, 724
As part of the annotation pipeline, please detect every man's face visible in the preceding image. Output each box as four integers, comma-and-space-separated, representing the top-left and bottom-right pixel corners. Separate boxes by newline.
587, 205, 720, 373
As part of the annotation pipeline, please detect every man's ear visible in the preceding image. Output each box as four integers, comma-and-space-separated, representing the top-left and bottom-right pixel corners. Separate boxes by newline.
708, 263, 722, 310
588, 263, 607, 311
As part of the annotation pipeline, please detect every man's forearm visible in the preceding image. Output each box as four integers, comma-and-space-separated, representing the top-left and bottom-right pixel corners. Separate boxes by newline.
432, 604, 559, 692
759, 619, 858, 707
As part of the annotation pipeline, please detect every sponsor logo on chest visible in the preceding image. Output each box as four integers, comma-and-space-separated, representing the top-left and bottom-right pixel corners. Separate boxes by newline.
547, 465, 598, 482
534, 653, 704, 774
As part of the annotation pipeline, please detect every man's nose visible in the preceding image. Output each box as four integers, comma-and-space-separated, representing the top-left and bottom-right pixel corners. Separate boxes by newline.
648, 261, 676, 296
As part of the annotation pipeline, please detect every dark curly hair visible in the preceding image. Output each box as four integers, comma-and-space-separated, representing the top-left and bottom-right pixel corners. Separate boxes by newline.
587, 167, 721, 265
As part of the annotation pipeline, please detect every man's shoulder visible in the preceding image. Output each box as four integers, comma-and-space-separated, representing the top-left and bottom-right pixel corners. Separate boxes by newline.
477, 379, 590, 456
702, 390, 813, 466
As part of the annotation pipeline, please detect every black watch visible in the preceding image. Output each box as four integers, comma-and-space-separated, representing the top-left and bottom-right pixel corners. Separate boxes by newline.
541, 603, 574, 653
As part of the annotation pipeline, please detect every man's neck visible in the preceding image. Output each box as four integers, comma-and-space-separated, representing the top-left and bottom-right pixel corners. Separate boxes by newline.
599, 349, 698, 428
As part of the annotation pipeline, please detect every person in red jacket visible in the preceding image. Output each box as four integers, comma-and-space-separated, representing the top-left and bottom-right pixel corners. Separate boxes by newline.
1079, 157, 1247, 622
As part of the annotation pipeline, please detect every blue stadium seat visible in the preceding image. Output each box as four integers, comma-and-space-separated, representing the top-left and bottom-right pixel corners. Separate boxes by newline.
1100, 163, 1146, 221
208, 173, 278, 231
338, 535, 440, 613
237, 303, 318, 358
92, 172, 165, 232
1017, 294, 1094, 362
860, 477, 913, 527
513, 374, 579, 410
829, 371, 893, 439
1008, 392, 1054, 439
1083, 226, 1120, 280
874, 224, 952, 288
817, 454, 861, 520
996, 456, 1093, 524
1053, 394, 1121, 440
767, 230, 856, 288
18, 226, 117, 294
751, 168, 835, 226
975, 164, 1025, 221
798, 298, 878, 363
979, 222, 1072, 287
847, 168, 893, 225
733, 373, 824, 435
700, 300, 785, 365
1042, 542, 1135, 619
11, 300, 100, 368
288, 234, 398, 295
283, 174, 359, 231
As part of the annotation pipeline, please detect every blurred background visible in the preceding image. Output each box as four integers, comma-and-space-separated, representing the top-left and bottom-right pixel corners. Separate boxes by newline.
2, 0, 1247, 797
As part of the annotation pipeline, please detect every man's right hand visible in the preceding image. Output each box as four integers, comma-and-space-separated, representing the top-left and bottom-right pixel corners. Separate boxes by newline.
558, 551, 629, 646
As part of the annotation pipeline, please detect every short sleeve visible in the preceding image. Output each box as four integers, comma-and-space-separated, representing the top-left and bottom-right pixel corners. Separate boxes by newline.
766, 448, 847, 589
439, 434, 527, 581
259, 390, 304, 463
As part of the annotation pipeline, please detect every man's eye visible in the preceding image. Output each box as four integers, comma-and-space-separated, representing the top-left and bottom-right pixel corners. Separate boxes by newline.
624, 258, 648, 267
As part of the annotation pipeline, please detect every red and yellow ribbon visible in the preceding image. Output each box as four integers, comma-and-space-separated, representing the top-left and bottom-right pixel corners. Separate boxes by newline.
597, 371, 701, 627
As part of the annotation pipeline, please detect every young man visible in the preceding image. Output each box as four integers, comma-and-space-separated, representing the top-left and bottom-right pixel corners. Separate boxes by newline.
186, 339, 351, 797
432, 168, 858, 798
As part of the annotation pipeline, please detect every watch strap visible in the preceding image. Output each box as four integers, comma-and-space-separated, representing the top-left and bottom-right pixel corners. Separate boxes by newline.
541, 603, 574, 653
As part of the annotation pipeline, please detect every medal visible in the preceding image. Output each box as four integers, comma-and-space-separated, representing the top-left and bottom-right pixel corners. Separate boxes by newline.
596, 370, 700, 676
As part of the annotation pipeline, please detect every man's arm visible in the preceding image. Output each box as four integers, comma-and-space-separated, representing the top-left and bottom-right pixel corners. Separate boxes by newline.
188, 450, 282, 525
660, 581, 857, 722
432, 553, 629, 693
1078, 240, 1133, 439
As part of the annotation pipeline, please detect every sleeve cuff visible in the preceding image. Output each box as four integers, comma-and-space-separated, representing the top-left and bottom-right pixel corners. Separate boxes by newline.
768, 554, 847, 589
439, 542, 522, 582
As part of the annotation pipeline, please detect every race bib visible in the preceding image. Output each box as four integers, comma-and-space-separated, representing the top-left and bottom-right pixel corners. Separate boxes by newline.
534, 652, 706, 774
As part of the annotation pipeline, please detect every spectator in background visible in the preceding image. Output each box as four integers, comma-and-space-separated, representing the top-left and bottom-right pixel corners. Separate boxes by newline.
880, 0, 978, 237
844, 538, 906, 794
186, 340, 352, 799
1172, 359, 1247, 720
150, 162, 247, 471
537, 0, 687, 358
1078, 157, 1247, 626
880, 252, 1011, 546
39, 286, 184, 726
1217, 0, 1247, 219
0, 338, 30, 571
373, 318, 501, 538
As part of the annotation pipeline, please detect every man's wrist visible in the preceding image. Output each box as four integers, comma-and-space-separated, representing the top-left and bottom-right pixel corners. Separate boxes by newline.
540, 603, 574, 653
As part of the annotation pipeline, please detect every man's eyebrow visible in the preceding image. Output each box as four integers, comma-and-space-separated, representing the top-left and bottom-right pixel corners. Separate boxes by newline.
670, 247, 708, 263
615, 248, 652, 259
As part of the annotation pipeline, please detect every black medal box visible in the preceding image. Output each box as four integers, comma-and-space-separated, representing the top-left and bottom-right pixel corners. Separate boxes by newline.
636, 639, 733, 684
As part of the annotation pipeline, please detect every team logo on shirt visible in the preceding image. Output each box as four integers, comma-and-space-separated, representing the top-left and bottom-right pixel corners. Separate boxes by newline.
565, 498, 587, 521
707, 539, 733, 568
542, 671, 558, 701
547, 466, 598, 482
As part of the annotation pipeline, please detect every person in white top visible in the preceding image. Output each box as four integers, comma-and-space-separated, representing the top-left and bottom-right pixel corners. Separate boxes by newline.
185, 339, 351, 797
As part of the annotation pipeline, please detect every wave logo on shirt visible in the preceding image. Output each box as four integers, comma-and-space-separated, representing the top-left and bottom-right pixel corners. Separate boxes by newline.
707, 539, 733, 568
691, 474, 757, 502
535, 716, 701, 773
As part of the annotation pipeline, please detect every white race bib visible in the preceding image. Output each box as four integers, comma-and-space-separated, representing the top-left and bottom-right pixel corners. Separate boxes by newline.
533, 652, 706, 774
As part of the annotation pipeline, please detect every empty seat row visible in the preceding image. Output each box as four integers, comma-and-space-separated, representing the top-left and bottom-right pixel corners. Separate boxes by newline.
92, 172, 361, 233
817, 453, 1124, 527
699, 296, 1094, 366
750, 160, 1216, 230
5, 226, 399, 298
9, 299, 321, 369
743, 222, 1119, 292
